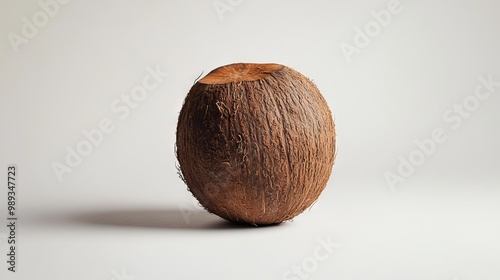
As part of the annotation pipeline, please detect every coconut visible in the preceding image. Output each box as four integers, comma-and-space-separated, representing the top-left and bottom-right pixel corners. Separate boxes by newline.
176, 63, 335, 225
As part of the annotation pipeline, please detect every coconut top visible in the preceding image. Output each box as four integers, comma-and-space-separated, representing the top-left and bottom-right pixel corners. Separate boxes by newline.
199, 63, 285, 84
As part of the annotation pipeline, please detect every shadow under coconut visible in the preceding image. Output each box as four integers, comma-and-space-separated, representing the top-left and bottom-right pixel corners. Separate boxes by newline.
69, 208, 284, 230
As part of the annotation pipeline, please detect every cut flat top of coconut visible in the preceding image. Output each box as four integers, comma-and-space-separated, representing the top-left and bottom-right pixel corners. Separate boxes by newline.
198, 63, 284, 85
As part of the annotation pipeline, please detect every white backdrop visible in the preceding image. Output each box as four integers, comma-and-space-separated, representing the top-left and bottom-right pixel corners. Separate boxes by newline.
1, 0, 499, 279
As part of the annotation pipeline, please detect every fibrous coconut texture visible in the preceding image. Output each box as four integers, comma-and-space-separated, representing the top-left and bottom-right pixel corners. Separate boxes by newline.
176, 63, 335, 225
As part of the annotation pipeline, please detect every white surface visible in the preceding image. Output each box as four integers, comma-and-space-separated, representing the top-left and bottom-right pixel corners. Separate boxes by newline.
1, 0, 499, 279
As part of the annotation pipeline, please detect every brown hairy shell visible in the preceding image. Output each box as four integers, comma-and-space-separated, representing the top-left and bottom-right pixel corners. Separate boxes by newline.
176, 63, 336, 225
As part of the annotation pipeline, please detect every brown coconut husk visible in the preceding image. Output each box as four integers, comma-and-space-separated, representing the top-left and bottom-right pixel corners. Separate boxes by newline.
176, 63, 336, 225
